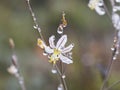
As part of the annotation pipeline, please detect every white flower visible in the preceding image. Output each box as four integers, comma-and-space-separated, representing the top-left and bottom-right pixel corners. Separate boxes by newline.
88, 0, 105, 15
37, 35, 74, 64
113, 6, 120, 12
112, 13, 120, 30
116, 0, 120, 3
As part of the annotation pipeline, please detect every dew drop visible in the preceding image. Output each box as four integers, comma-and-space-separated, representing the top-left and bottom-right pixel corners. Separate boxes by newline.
57, 27, 63, 34
111, 48, 115, 51
62, 75, 66, 79
113, 56, 117, 60
33, 25, 38, 29
51, 69, 57, 74
33, 18, 36, 21
57, 84, 63, 90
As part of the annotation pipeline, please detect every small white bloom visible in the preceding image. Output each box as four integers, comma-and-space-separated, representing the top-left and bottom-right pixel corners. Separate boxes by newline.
112, 13, 120, 30
88, 0, 105, 15
95, 5, 105, 15
113, 6, 120, 12
44, 35, 74, 64
116, 0, 120, 3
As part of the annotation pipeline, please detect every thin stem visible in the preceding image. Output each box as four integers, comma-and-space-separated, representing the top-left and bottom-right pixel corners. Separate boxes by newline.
109, 0, 115, 8
55, 64, 68, 90
100, 59, 113, 90
60, 61, 64, 75
8, 38, 26, 90
25, 0, 45, 42
100, 36, 119, 90
103, 0, 111, 19
106, 80, 120, 90
100, 1, 120, 90
15, 73, 26, 90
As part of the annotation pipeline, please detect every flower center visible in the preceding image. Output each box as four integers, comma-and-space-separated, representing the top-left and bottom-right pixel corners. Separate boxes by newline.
49, 49, 61, 64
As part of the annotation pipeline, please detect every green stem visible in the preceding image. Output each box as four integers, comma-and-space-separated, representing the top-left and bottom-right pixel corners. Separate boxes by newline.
106, 80, 120, 90
55, 64, 68, 90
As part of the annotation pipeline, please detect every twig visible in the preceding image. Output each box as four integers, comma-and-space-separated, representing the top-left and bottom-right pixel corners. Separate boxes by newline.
15, 73, 26, 90
100, 58, 113, 90
100, 1, 120, 90
106, 79, 120, 90
8, 38, 26, 90
25, 0, 45, 42
55, 64, 68, 90
103, 0, 111, 19
100, 29, 119, 90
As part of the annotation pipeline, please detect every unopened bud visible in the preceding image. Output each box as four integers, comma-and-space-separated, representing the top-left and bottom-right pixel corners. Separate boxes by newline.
7, 65, 18, 75
9, 38, 15, 49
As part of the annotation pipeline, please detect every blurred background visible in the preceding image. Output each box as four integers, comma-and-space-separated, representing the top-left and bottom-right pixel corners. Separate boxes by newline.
0, 0, 120, 90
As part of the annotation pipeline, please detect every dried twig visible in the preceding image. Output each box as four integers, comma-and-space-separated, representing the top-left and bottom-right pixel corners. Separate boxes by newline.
8, 38, 26, 90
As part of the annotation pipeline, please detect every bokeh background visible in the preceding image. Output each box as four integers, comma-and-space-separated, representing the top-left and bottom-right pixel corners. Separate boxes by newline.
0, 0, 120, 90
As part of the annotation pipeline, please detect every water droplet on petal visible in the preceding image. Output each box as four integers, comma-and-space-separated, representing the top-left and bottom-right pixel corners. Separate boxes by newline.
62, 75, 66, 79
51, 69, 57, 74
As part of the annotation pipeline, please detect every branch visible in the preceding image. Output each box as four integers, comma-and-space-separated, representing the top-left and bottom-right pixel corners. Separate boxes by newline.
25, 0, 45, 42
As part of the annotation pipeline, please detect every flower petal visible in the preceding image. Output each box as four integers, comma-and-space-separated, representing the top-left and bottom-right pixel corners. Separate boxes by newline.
112, 13, 120, 30
56, 35, 67, 50
88, 0, 97, 10
59, 54, 73, 64
98, 0, 104, 6
49, 35, 55, 48
62, 43, 74, 53
95, 6, 105, 15
116, 0, 120, 3
44, 46, 54, 54
113, 6, 120, 12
